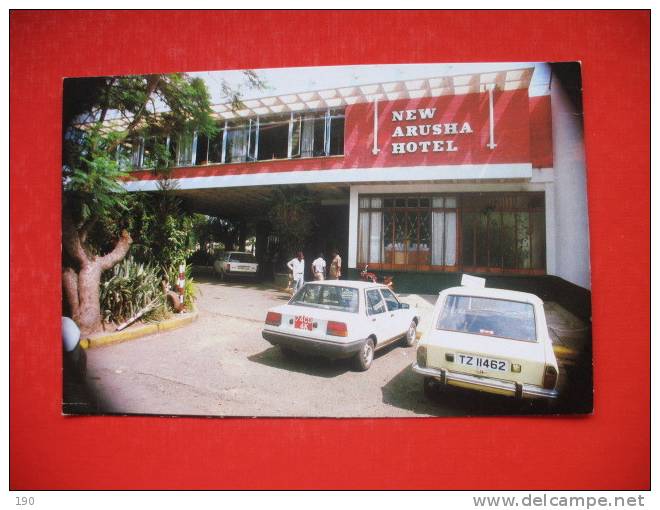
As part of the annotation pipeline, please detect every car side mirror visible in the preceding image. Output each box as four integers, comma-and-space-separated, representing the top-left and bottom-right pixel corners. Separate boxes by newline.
400, 303, 410, 309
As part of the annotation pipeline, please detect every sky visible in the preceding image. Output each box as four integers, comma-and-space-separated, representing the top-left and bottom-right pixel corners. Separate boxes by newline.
190, 62, 553, 106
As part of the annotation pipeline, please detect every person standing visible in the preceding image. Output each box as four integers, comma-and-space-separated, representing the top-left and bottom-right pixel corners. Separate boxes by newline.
287, 251, 305, 292
312, 253, 326, 281
329, 249, 342, 280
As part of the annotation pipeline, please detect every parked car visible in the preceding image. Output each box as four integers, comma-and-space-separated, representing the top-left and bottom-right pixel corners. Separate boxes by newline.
262, 281, 420, 371
214, 251, 259, 281
413, 285, 559, 400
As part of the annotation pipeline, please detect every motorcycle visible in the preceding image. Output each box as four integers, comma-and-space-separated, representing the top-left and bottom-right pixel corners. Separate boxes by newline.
359, 264, 394, 290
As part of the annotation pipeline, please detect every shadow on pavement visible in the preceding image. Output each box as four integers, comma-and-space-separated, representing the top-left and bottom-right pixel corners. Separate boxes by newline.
381, 364, 591, 417
248, 346, 353, 378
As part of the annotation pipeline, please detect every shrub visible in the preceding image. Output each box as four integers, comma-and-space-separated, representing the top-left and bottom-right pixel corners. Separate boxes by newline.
100, 257, 166, 324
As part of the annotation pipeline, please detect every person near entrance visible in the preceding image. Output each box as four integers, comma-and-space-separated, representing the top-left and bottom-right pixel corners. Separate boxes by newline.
329, 249, 342, 280
287, 251, 305, 292
312, 253, 326, 281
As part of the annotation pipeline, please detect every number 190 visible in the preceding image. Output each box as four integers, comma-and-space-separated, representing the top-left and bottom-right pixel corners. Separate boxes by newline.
16, 497, 34, 506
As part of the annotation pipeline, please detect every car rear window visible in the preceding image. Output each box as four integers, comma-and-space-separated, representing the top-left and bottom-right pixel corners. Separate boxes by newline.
436, 295, 537, 342
228, 253, 256, 263
291, 284, 360, 313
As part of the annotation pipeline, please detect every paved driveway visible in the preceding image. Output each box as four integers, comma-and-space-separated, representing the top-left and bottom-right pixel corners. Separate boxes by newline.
83, 276, 591, 417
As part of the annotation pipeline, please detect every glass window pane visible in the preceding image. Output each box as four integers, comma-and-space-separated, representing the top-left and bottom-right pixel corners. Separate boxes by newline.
462, 212, 477, 267
488, 213, 502, 269
516, 212, 531, 269
366, 289, 386, 315
257, 115, 289, 160
432, 197, 444, 208
419, 198, 430, 207
358, 212, 369, 263
407, 198, 419, 207
395, 198, 406, 207
501, 212, 516, 269
445, 211, 457, 266
384, 198, 394, 208
531, 211, 546, 270
195, 134, 209, 165
329, 115, 344, 155
369, 212, 382, 263
476, 213, 489, 267
445, 197, 457, 208
432, 211, 445, 265
371, 197, 382, 208
359, 197, 370, 208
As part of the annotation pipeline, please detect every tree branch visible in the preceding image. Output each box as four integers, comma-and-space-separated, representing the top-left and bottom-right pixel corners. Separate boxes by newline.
62, 207, 88, 265
99, 229, 133, 271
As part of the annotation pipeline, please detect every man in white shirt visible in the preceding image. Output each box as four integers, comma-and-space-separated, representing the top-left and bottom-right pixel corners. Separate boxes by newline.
287, 251, 305, 292
311, 253, 326, 281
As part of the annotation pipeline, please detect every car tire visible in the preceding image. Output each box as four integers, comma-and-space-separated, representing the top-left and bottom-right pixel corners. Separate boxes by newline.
402, 320, 417, 347
354, 338, 375, 371
423, 377, 440, 398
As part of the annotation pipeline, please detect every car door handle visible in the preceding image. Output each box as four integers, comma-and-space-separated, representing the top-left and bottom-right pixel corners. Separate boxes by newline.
390, 313, 395, 317
372, 318, 377, 322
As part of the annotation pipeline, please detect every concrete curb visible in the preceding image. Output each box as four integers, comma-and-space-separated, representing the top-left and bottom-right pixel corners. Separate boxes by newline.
81, 310, 199, 349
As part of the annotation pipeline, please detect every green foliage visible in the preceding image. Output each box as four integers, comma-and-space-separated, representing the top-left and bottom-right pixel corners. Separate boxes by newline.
129, 180, 198, 273
100, 257, 166, 324
267, 187, 317, 262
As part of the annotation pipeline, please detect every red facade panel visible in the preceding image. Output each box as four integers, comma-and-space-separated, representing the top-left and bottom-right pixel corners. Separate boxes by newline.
130, 89, 536, 182
529, 95, 553, 168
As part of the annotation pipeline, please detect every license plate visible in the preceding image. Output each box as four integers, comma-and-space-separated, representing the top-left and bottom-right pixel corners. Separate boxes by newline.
456, 353, 509, 373
234, 265, 253, 272
294, 315, 313, 331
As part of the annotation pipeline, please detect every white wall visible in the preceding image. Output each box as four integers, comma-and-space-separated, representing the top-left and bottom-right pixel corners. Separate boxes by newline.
549, 74, 592, 290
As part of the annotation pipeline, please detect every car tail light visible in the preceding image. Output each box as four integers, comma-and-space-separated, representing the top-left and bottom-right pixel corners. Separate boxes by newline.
326, 321, 348, 337
543, 365, 558, 389
265, 312, 282, 326
224, 263, 230, 271
511, 363, 522, 373
417, 345, 427, 368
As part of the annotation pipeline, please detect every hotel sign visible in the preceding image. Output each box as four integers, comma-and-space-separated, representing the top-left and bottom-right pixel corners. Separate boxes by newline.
389, 108, 474, 154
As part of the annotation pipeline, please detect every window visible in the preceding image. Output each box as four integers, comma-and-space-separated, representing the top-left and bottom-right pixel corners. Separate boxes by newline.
125, 108, 345, 169
437, 295, 537, 342
461, 194, 545, 272
291, 108, 345, 158
380, 288, 400, 311
358, 193, 545, 275
358, 195, 456, 269
257, 114, 290, 160
366, 289, 387, 315
291, 284, 359, 313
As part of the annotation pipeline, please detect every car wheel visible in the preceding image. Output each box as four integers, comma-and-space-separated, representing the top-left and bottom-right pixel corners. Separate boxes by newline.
354, 338, 375, 371
423, 377, 440, 398
402, 320, 417, 347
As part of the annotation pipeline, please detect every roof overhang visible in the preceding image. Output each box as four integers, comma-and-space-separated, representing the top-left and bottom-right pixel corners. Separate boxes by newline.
211, 68, 534, 120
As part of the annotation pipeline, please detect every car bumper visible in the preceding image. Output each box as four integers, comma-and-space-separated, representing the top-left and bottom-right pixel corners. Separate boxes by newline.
262, 330, 365, 359
412, 363, 559, 399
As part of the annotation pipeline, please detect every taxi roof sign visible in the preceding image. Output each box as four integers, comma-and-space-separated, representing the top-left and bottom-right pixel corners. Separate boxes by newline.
461, 274, 486, 288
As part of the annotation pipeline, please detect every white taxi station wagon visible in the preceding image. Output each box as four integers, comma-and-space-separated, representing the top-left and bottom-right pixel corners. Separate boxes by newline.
413, 276, 560, 400
262, 281, 421, 371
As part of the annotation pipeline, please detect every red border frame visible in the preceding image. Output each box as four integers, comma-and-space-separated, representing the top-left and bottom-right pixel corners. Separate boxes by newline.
9, 10, 650, 489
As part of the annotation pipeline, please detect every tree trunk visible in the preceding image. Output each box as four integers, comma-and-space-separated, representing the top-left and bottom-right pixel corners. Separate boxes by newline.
73, 264, 103, 335
62, 209, 133, 336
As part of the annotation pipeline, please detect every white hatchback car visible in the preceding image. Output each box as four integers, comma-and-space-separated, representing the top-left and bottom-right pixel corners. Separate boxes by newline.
214, 251, 259, 281
413, 285, 559, 400
262, 281, 420, 371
